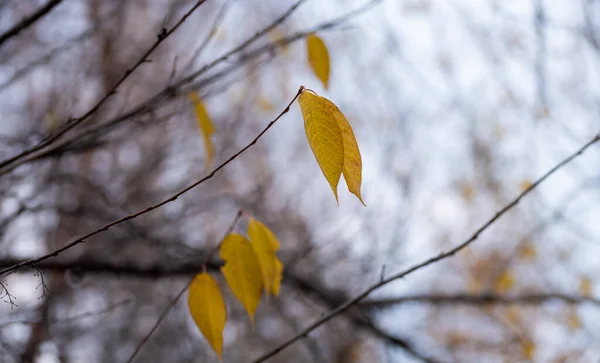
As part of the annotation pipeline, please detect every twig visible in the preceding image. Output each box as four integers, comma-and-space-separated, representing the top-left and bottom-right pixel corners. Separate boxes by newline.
360, 293, 600, 308
251, 133, 600, 363
0, 299, 131, 328
0, 0, 208, 173
125, 209, 243, 363
0, 0, 64, 47
0, 86, 303, 277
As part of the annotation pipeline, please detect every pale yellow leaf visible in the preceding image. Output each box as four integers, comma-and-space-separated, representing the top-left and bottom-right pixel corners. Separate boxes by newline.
220, 234, 263, 322
329, 101, 365, 205
298, 91, 344, 203
248, 218, 282, 297
306, 34, 330, 89
271, 257, 283, 296
566, 307, 582, 331
521, 339, 536, 361
188, 273, 227, 359
494, 271, 514, 293
579, 277, 593, 297
518, 242, 537, 262
189, 92, 215, 170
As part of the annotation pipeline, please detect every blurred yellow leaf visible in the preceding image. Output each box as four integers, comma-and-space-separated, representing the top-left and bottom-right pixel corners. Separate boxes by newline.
306, 34, 330, 89
189, 92, 216, 170
521, 339, 536, 361
566, 307, 582, 331
257, 96, 274, 112
518, 242, 537, 262
494, 271, 514, 293
298, 90, 365, 205
460, 183, 475, 202
248, 218, 283, 297
188, 273, 227, 359
579, 277, 593, 297
520, 179, 534, 191
220, 234, 263, 323
298, 91, 344, 203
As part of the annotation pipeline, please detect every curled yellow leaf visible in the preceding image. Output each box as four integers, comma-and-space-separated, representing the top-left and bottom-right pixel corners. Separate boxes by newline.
329, 100, 365, 205
298, 90, 365, 205
220, 234, 263, 323
248, 218, 283, 297
189, 92, 215, 170
306, 33, 330, 89
298, 91, 344, 203
188, 273, 227, 359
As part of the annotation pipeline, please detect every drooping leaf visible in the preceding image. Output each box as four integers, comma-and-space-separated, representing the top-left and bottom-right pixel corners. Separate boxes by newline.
271, 257, 283, 296
328, 100, 365, 205
220, 233, 263, 322
306, 33, 330, 89
247, 218, 282, 297
298, 91, 344, 203
188, 273, 227, 359
189, 92, 216, 170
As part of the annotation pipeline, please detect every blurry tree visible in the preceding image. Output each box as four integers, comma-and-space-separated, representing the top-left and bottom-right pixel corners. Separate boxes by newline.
0, 1, 599, 363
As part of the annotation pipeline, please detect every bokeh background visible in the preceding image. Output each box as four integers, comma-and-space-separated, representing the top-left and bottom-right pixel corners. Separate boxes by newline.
0, 0, 599, 362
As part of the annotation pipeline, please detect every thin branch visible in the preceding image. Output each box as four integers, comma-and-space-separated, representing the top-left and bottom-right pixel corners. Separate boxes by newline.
360, 293, 600, 308
0, 0, 64, 47
0, 299, 131, 328
251, 133, 600, 363
0, 0, 376, 174
0, 87, 303, 277
0, 0, 208, 173
125, 209, 242, 363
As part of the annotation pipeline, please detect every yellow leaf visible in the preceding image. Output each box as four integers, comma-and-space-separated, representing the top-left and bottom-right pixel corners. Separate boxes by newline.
494, 271, 514, 293
248, 218, 282, 297
518, 242, 537, 262
188, 273, 227, 359
521, 339, 536, 361
220, 234, 263, 322
298, 91, 344, 203
566, 307, 582, 331
306, 34, 330, 89
330, 100, 365, 205
579, 277, 593, 297
189, 92, 215, 170
271, 257, 283, 296
520, 179, 534, 191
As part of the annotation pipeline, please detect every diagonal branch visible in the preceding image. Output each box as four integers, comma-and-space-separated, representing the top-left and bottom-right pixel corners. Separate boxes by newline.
0, 0, 207, 172
0, 0, 64, 47
0, 86, 304, 277
251, 133, 600, 363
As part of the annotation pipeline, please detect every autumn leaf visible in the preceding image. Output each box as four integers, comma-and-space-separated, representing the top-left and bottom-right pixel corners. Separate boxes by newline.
298, 90, 344, 203
331, 101, 365, 205
220, 233, 263, 323
188, 273, 227, 359
579, 277, 593, 297
518, 242, 537, 262
298, 90, 365, 205
494, 271, 514, 293
189, 92, 216, 170
306, 33, 330, 89
248, 218, 283, 297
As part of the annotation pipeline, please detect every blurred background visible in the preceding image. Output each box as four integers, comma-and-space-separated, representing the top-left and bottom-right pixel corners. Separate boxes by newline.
0, 0, 599, 362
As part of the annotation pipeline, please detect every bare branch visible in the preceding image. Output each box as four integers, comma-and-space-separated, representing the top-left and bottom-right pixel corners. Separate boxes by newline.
0, 0, 208, 173
251, 133, 600, 363
0, 87, 304, 277
0, 0, 64, 47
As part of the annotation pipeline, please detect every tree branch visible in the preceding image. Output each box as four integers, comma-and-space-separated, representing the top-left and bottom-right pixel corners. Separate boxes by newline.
0, 0, 207, 173
0, 86, 304, 277
251, 133, 600, 363
0, 0, 64, 47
